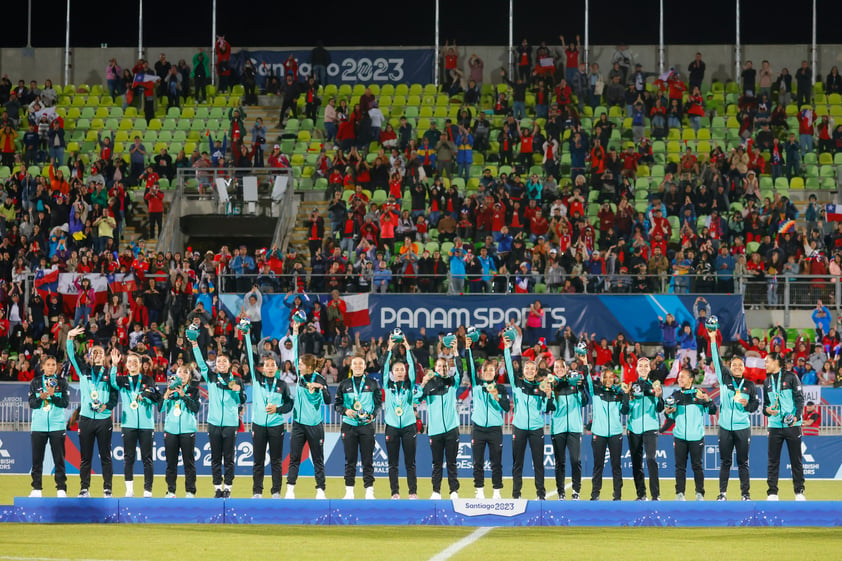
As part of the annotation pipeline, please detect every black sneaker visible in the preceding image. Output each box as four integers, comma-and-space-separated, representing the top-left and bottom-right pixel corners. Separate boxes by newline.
651, 496, 660, 501
716, 494, 727, 501
77, 489, 90, 498
214, 489, 224, 499
635, 496, 647, 501
590, 495, 600, 501
222, 489, 231, 499
103, 489, 112, 498
741, 494, 751, 501
571, 492, 580, 501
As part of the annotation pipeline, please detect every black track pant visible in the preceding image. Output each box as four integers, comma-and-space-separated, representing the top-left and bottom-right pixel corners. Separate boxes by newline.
287, 422, 326, 490
208, 424, 236, 486
31, 431, 66, 491
512, 427, 545, 499
78, 417, 113, 492
551, 431, 582, 496
591, 434, 623, 500
252, 424, 284, 495
165, 432, 196, 494
341, 422, 375, 488
122, 428, 153, 492
430, 427, 460, 494
472, 425, 503, 490
386, 424, 417, 495
674, 437, 705, 496
628, 430, 660, 499
767, 427, 805, 496
719, 427, 751, 495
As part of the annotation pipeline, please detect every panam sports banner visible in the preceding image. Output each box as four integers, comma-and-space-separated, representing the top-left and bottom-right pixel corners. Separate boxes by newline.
218, 293, 747, 343
229, 48, 434, 88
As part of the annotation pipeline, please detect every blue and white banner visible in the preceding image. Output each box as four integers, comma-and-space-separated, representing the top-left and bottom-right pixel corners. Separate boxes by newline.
2, 431, 839, 479
217, 293, 747, 343
230, 49, 434, 88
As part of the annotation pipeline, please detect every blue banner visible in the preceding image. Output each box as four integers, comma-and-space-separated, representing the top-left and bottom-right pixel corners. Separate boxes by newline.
216, 293, 746, 343
229, 49, 434, 88
3, 431, 839, 480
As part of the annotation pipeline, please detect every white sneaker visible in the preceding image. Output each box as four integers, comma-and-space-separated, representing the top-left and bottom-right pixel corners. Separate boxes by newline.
285, 485, 295, 499
77, 489, 90, 498
430, 492, 442, 500
391, 494, 400, 500
315, 489, 326, 500
365, 487, 375, 500
166, 492, 176, 498
449, 491, 459, 500
474, 488, 485, 500
143, 490, 153, 498
56, 490, 67, 498
252, 494, 263, 499
125, 481, 134, 498
675, 493, 685, 501
272, 493, 281, 499
492, 489, 502, 500
185, 492, 195, 498
767, 494, 779, 501
343, 486, 355, 500
28, 490, 42, 498
795, 493, 807, 501
695, 493, 704, 501
408, 494, 418, 500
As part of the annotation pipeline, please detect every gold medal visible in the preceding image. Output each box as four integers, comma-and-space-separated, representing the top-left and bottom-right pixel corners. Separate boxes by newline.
43, 402, 51, 411
90, 390, 99, 401
353, 401, 362, 411
395, 407, 404, 417
172, 403, 182, 417
130, 400, 139, 410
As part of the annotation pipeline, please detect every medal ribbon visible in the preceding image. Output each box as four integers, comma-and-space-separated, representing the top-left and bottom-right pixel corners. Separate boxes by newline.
129, 375, 141, 400
352, 375, 364, 406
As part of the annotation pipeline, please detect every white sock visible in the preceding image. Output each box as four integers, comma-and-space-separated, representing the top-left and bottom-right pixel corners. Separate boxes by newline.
224, 485, 231, 491
215, 485, 222, 490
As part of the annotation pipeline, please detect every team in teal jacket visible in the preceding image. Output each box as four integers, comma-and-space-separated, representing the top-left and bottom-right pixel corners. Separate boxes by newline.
466, 339, 511, 499
418, 338, 461, 498
383, 336, 423, 498
28, 356, 69, 496
159, 365, 201, 497
190, 334, 245, 497
665, 367, 717, 500
109, 350, 161, 497
285, 321, 331, 499
710, 329, 759, 500
625, 357, 664, 501
503, 336, 547, 500
546, 358, 588, 500
585, 360, 629, 501
762, 352, 806, 500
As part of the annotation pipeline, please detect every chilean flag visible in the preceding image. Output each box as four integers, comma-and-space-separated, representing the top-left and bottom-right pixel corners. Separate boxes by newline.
35, 272, 133, 316
343, 294, 370, 329
826, 204, 842, 222
743, 356, 767, 383
131, 72, 161, 88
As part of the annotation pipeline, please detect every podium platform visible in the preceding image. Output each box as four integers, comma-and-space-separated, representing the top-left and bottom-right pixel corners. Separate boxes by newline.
3, 498, 842, 526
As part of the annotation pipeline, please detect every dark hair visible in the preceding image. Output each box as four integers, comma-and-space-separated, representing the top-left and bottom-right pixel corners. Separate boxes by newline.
767, 352, 782, 365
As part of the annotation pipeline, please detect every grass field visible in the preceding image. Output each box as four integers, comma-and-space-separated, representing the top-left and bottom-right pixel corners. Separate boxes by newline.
2, 474, 841, 504
0, 525, 840, 561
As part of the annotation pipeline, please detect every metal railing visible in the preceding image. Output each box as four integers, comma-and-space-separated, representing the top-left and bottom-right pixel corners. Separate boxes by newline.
2, 395, 839, 435
215, 271, 842, 308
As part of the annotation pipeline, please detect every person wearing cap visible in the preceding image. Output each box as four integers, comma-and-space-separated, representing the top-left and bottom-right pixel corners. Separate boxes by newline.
27, 353, 69, 497
465, 333, 510, 499
709, 323, 759, 501
66, 327, 118, 498
503, 331, 548, 500
242, 321, 294, 499
624, 357, 664, 501
284, 320, 330, 499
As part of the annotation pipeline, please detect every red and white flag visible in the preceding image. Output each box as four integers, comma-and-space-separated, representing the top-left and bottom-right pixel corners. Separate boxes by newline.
743, 356, 766, 383
342, 294, 370, 329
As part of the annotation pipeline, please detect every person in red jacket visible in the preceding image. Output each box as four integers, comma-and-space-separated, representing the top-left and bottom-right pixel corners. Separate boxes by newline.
215, 36, 232, 92
802, 401, 821, 436
798, 107, 817, 154
144, 183, 165, 239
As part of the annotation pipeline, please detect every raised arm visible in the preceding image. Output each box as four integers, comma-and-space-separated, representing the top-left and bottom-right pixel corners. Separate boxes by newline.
190, 342, 210, 382
503, 345, 516, 388
710, 332, 725, 387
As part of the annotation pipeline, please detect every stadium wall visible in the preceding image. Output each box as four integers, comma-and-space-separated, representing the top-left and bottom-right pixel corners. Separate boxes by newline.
1, 44, 839, 90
